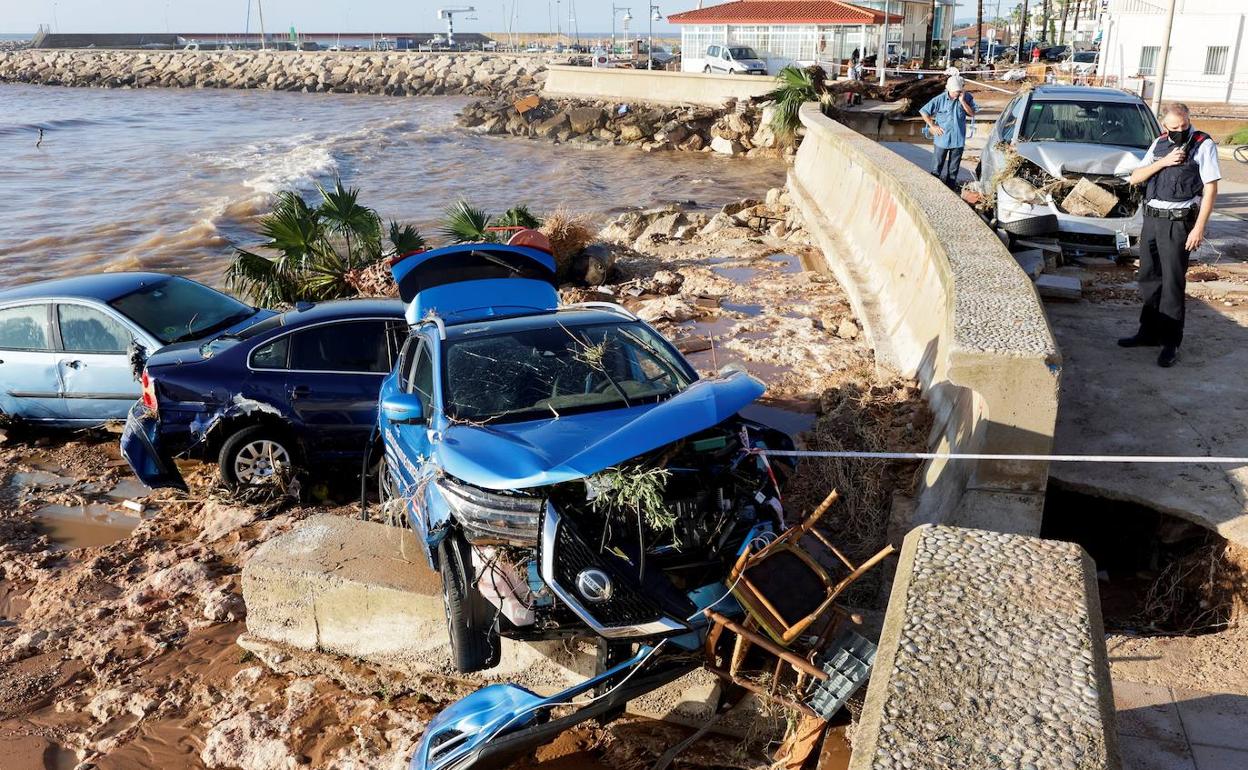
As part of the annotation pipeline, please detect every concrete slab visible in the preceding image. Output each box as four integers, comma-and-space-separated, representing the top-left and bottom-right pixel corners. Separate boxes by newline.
1014, 248, 1046, 280
1189, 744, 1248, 769
1037, 273, 1083, 299
1172, 690, 1248, 751
1120, 735, 1197, 770
1114, 681, 1187, 743
1046, 300, 1248, 546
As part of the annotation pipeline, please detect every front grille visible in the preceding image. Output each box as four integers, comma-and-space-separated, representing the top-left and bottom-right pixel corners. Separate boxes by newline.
552, 517, 667, 628
1059, 231, 1120, 251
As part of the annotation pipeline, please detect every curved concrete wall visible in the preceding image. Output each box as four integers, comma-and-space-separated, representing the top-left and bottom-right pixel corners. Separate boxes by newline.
542, 64, 774, 106
788, 103, 1061, 533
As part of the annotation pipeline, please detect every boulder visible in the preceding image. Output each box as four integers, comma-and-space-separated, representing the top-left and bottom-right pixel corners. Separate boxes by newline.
618, 123, 646, 142
710, 136, 744, 156
533, 111, 570, 138
567, 106, 605, 134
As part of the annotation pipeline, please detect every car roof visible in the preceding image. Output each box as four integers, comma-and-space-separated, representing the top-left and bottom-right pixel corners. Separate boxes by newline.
1028, 85, 1142, 104
0, 272, 181, 304
441, 306, 635, 340
279, 298, 406, 326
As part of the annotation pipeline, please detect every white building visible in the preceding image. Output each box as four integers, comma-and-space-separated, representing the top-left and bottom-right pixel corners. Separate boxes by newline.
669, 0, 955, 74
1098, 0, 1248, 104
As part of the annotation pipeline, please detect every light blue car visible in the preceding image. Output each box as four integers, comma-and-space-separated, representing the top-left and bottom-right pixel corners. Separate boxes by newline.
0, 272, 268, 426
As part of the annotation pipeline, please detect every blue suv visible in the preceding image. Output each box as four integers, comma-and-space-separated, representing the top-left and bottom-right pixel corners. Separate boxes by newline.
123, 298, 406, 489
376, 236, 794, 675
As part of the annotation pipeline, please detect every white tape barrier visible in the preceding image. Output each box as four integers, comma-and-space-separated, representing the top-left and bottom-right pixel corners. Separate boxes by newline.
755, 449, 1248, 464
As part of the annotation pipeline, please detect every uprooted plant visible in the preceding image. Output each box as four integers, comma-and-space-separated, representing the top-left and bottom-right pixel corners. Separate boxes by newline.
227, 180, 426, 306
588, 464, 678, 536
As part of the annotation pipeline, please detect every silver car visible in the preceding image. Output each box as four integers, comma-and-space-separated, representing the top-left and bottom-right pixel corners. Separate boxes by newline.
703, 45, 767, 75
978, 85, 1161, 254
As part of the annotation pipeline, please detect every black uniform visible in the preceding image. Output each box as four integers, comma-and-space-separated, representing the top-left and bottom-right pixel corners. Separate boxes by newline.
1137, 130, 1214, 347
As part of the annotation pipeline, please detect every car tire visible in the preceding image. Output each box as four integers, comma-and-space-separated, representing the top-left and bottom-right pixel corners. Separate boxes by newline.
439, 531, 501, 673
996, 208, 1059, 238
218, 425, 294, 487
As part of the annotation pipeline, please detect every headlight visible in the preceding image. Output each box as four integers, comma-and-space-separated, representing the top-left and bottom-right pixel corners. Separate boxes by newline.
438, 477, 543, 546
1001, 177, 1042, 205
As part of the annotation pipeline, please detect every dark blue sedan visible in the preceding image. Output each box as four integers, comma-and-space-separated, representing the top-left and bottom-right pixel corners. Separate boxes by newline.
122, 298, 406, 489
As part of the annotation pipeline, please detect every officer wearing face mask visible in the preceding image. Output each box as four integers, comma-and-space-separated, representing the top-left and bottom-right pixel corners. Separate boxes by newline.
1120, 103, 1220, 368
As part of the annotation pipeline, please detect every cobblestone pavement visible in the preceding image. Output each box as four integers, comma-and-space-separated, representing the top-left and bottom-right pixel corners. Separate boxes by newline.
1115, 680, 1248, 770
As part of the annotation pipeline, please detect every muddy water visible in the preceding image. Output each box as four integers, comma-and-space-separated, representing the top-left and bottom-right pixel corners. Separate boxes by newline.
0, 85, 786, 289
7, 452, 150, 549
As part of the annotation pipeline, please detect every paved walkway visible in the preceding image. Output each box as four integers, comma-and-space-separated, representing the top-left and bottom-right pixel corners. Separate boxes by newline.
1115, 680, 1248, 770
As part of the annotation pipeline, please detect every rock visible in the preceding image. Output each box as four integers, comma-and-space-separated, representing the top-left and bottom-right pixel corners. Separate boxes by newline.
710, 136, 744, 156
837, 319, 860, 339
203, 584, 246, 622
769, 221, 788, 239
618, 123, 646, 142
571, 244, 616, 286
199, 499, 259, 543
655, 121, 689, 145
635, 296, 698, 324
567, 106, 605, 134
533, 111, 570, 138
679, 134, 706, 152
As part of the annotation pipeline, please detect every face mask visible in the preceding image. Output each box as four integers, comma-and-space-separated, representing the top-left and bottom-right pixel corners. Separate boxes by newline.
1168, 127, 1191, 146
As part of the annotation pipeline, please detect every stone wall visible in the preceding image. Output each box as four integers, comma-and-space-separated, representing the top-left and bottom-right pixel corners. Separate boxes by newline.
851, 525, 1121, 770
788, 102, 1061, 534
0, 49, 547, 96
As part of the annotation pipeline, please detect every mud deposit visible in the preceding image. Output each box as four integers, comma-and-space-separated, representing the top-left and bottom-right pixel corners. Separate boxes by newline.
0, 195, 923, 770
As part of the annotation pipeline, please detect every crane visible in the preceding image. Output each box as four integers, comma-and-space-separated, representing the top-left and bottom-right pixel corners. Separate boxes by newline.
438, 6, 477, 48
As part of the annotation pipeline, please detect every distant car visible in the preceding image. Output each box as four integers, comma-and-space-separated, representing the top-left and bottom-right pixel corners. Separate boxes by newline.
525, 44, 544, 53
703, 45, 767, 75
121, 298, 406, 489
977, 85, 1162, 254
1060, 50, 1100, 76
0, 273, 269, 427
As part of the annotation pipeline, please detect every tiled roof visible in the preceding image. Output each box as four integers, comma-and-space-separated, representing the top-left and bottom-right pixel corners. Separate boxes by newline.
667, 1, 903, 25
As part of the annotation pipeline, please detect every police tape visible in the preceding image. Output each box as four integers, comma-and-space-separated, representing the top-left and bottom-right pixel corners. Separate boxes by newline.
750, 449, 1248, 464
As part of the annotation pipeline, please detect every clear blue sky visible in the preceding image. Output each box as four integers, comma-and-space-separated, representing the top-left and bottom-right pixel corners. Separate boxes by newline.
2, 0, 685, 35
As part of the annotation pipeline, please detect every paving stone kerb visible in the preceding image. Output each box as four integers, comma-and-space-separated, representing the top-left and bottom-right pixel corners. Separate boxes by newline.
788, 103, 1062, 534
0, 49, 548, 95
851, 524, 1121, 770
542, 64, 776, 107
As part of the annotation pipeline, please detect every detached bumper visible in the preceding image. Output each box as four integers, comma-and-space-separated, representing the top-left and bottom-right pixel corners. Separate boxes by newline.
120, 403, 187, 491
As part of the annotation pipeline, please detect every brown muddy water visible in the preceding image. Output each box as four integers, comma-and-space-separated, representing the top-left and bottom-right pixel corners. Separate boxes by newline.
0, 84, 787, 290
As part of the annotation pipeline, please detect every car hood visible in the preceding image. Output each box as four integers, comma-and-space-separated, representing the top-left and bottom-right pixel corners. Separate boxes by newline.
1015, 142, 1146, 177
143, 309, 276, 368
434, 369, 765, 490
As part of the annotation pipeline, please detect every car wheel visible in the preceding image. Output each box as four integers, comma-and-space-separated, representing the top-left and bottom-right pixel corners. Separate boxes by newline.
998, 211, 1060, 237
439, 530, 501, 673
218, 425, 294, 487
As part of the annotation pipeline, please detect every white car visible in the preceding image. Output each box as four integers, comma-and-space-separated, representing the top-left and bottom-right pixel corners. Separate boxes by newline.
1059, 50, 1099, 77
978, 85, 1161, 255
703, 45, 767, 75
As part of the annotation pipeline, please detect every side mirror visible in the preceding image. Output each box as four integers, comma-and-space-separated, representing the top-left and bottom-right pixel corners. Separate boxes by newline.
381, 392, 425, 425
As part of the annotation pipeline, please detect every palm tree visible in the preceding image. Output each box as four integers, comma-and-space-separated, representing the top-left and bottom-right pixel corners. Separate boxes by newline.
1019, 0, 1030, 60
438, 200, 544, 244
923, 0, 937, 67
763, 65, 827, 139
227, 181, 425, 306
1059, 0, 1069, 44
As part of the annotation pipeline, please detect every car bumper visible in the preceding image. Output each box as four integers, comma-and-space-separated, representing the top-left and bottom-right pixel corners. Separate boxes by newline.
120, 402, 187, 490
997, 187, 1141, 253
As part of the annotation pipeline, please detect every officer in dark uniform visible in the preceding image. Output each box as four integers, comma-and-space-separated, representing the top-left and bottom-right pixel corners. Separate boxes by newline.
1119, 103, 1221, 367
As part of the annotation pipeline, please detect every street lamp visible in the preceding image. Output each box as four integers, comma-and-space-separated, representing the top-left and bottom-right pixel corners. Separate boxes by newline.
649, 5, 663, 70
612, 5, 632, 57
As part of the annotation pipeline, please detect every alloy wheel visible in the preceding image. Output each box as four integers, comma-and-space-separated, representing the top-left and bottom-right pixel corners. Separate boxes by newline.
232, 439, 291, 484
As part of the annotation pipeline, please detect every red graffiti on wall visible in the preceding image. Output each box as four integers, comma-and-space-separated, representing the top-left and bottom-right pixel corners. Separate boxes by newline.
869, 183, 898, 245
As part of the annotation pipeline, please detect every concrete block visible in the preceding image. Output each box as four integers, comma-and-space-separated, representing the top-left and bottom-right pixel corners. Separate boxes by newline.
1013, 248, 1045, 280
850, 525, 1121, 770
1037, 273, 1083, 300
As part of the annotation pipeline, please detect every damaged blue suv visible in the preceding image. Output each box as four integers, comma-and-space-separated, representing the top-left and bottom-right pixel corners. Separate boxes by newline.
378, 235, 794, 677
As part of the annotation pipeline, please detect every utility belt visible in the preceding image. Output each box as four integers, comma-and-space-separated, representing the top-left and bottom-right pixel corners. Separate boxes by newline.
1143, 202, 1193, 220
1143, 205, 1197, 222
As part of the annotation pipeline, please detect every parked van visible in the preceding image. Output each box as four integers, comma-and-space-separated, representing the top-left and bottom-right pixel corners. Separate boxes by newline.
702, 45, 767, 75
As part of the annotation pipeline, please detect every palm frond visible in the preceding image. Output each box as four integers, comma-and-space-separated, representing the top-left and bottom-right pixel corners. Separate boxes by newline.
388, 221, 427, 256
439, 199, 496, 244
494, 205, 542, 230
258, 191, 323, 263
763, 65, 823, 138
226, 248, 301, 306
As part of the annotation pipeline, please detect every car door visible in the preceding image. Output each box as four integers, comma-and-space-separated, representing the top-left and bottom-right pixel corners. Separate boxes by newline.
0, 303, 68, 421
386, 332, 440, 537
285, 319, 394, 459
54, 302, 144, 421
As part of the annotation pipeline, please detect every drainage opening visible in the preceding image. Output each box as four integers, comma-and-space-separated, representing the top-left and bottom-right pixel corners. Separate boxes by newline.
1042, 482, 1248, 636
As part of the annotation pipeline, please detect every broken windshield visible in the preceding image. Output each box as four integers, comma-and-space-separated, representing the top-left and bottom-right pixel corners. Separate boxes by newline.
1018, 100, 1158, 149
443, 321, 695, 424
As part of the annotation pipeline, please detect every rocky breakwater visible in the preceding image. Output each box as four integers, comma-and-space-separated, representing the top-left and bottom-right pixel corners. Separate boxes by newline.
0, 49, 547, 96
459, 92, 786, 157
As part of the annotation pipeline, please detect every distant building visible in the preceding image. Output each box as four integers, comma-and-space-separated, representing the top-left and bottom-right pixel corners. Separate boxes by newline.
952, 24, 1003, 49
668, 0, 955, 74
1098, 0, 1246, 104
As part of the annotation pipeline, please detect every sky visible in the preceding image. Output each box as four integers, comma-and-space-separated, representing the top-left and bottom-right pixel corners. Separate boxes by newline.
2, 0, 1003, 36
1, 0, 683, 35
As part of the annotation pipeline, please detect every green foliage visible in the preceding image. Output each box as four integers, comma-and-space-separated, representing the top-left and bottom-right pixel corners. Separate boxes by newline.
438, 200, 544, 244
763, 65, 826, 138
226, 179, 423, 306
589, 465, 677, 534
1228, 127, 1248, 145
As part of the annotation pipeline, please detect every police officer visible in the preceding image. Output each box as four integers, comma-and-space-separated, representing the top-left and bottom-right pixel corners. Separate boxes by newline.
1119, 103, 1221, 367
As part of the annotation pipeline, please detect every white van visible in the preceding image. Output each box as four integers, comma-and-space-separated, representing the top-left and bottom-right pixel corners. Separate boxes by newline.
702, 45, 767, 75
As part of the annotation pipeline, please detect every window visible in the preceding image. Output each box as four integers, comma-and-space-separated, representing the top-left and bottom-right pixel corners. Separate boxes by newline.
407, 342, 434, 416
57, 305, 131, 353
0, 305, 51, 350
998, 97, 1021, 141
1138, 46, 1161, 76
1204, 46, 1229, 76
289, 320, 390, 373
109, 276, 253, 345
250, 336, 290, 369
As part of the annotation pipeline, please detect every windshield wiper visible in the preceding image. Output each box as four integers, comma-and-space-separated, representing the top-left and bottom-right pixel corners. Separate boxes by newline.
168, 309, 256, 344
